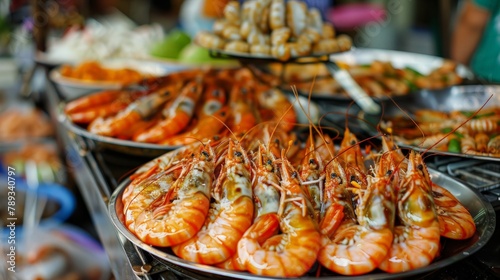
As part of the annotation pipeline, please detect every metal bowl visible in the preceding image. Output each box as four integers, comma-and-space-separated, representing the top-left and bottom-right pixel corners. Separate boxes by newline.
295, 48, 475, 101
108, 168, 495, 280
58, 94, 321, 158
359, 85, 500, 161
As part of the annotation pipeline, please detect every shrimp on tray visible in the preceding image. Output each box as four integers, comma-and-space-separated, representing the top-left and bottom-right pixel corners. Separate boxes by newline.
88, 86, 174, 139
134, 80, 203, 143
318, 151, 396, 276
431, 182, 476, 240
64, 89, 151, 124
132, 143, 216, 247
236, 149, 321, 277
216, 141, 281, 271
161, 83, 229, 145
172, 139, 254, 265
378, 151, 441, 273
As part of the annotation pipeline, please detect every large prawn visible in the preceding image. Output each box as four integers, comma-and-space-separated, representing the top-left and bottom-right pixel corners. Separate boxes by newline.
172, 139, 254, 264
88, 86, 176, 139
299, 129, 326, 222
64, 89, 151, 124
378, 151, 441, 273
431, 182, 476, 240
134, 80, 203, 143
318, 151, 396, 276
236, 150, 321, 277
319, 157, 356, 237
133, 143, 216, 247
216, 141, 282, 271
255, 87, 297, 132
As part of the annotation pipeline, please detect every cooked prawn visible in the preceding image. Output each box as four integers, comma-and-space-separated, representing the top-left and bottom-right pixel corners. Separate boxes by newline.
161, 106, 230, 146
237, 150, 321, 277
431, 182, 476, 240
318, 152, 395, 276
172, 139, 254, 264
319, 158, 355, 237
134, 80, 203, 143
255, 88, 297, 132
227, 84, 258, 135
88, 87, 173, 138
378, 151, 440, 273
133, 143, 216, 247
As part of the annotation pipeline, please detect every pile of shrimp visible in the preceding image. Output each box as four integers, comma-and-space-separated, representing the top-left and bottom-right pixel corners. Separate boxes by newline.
120, 122, 477, 277
381, 107, 500, 158
64, 68, 295, 144
276, 59, 463, 98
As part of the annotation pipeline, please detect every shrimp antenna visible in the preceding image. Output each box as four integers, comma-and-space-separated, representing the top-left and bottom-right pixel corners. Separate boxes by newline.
266, 88, 298, 153
290, 83, 335, 162
324, 133, 382, 170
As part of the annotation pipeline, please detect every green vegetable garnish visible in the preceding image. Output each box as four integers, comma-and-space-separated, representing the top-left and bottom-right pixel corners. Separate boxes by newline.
459, 111, 494, 119
441, 127, 453, 134
404, 67, 424, 77
448, 138, 461, 153
453, 131, 464, 138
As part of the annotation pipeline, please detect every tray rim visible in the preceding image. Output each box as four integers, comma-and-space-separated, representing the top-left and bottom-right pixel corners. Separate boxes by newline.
107, 167, 496, 280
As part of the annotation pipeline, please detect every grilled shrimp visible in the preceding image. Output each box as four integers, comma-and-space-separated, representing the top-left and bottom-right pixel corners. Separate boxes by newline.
65, 89, 150, 124
318, 154, 396, 276
432, 182, 476, 240
172, 140, 253, 264
228, 84, 258, 135
252, 143, 281, 219
339, 127, 367, 174
237, 150, 321, 277
216, 142, 281, 271
255, 87, 297, 132
133, 143, 216, 247
299, 131, 325, 222
487, 135, 500, 154
379, 151, 440, 273
88, 87, 173, 138
319, 158, 356, 236
161, 106, 230, 146
134, 80, 203, 143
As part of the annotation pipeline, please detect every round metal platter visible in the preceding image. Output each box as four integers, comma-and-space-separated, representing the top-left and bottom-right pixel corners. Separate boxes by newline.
58, 94, 320, 158
108, 167, 496, 280
58, 106, 181, 158
297, 48, 475, 101
359, 85, 500, 162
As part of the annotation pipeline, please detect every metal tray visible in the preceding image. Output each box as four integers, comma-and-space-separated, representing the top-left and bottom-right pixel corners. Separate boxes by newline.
58, 94, 321, 158
297, 48, 475, 101
359, 85, 500, 161
108, 167, 495, 280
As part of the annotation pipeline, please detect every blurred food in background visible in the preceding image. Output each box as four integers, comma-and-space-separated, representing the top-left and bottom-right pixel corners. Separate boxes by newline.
59, 61, 144, 84
2, 142, 64, 183
150, 28, 191, 59
43, 20, 163, 63
273, 59, 463, 98
0, 107, 54, 141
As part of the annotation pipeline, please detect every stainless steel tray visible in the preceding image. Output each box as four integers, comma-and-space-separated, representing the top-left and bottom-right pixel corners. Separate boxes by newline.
359, 85, 500, 161
57, 94, 320, 158
297, 48, 475, 101
108, 168, 496, 280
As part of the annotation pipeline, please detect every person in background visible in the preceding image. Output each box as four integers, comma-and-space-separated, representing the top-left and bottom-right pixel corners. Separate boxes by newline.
451, 0, 500, 83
